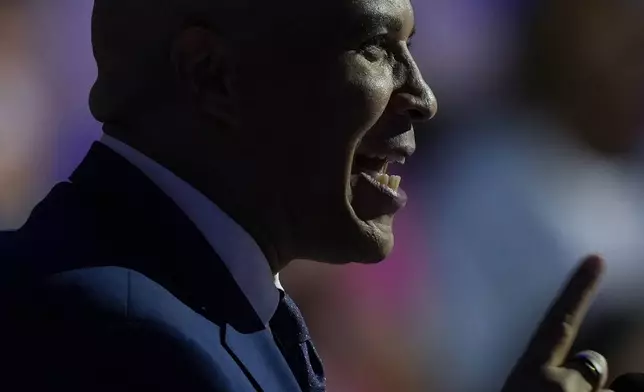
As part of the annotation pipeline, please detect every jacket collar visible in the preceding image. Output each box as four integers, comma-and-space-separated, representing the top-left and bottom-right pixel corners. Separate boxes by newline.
70, 142, 266, 334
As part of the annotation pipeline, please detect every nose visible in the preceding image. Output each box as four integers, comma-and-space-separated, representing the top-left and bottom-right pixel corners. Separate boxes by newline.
392, 59, 437, 122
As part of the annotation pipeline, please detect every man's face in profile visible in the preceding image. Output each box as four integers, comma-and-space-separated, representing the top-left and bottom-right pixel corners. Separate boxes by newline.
218, 0, 435, 264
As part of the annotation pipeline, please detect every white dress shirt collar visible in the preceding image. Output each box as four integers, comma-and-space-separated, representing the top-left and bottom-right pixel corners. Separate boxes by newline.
100, 134, 280, 325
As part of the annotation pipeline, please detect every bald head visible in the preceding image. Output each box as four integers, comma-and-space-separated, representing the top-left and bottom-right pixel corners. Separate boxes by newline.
89, 0, 253, 123
88, 0, 363, 124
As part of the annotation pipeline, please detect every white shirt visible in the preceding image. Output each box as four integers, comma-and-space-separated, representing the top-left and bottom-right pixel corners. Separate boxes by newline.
100, 134, 280, 325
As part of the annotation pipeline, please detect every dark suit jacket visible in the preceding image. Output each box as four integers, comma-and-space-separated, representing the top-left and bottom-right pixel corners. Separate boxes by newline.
0, 143, 301, 391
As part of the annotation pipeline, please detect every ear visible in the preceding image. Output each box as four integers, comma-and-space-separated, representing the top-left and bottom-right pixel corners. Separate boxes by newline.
171, 26, 239, 128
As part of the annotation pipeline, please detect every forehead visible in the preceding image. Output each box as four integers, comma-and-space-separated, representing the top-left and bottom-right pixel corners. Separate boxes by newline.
336, 0, 414, 23
251, 0, 414, 37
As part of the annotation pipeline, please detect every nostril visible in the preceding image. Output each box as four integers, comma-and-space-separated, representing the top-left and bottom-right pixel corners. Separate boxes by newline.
394, 92, 437, 121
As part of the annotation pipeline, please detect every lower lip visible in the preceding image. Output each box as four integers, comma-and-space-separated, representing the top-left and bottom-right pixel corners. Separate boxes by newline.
350, 172, 408, 219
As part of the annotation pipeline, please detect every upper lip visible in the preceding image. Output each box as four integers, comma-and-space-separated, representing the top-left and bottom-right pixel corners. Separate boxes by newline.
355, 130, 416, 165
356, 150, 409, 165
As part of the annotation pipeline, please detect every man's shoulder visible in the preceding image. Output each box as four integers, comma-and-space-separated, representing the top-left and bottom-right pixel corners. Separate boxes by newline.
7, 264, 215, 329
4, 264, 226, 362
2, 265, 230, 391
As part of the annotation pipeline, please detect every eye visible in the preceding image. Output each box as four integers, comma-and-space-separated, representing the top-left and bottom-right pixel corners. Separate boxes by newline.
359, 34, 390, 62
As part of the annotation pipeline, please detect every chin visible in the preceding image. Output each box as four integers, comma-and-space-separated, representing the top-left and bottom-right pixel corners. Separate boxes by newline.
307, 236, 394, 265
318, 210, 398, 265
353, 239, 394, 264
297, 207, 397, 265
352, 213, 396, 263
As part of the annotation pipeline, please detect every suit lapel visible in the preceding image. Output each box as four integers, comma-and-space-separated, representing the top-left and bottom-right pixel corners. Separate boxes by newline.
223, 324, 301, 392
70, 142, 289, 389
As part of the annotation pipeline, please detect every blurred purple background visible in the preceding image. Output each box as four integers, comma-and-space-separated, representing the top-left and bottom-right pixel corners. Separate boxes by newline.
1, 1, 643, 390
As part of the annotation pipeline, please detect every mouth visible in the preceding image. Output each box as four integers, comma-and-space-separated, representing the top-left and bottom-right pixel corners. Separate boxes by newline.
352, 151, 406, 192
348, 137, 414, 220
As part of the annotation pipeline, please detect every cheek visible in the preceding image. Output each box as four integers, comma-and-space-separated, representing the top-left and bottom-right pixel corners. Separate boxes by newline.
235, 55, 395, 180
339, 55, 395, 132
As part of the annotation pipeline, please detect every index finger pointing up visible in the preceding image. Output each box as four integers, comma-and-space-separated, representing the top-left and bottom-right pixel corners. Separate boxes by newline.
519, 255, 605, 369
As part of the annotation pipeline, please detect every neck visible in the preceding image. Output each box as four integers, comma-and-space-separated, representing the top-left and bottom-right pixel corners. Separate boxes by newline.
103, 116, 295, 273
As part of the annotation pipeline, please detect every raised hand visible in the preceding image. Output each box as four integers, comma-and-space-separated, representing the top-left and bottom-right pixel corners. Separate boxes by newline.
502, 255, 611, 392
